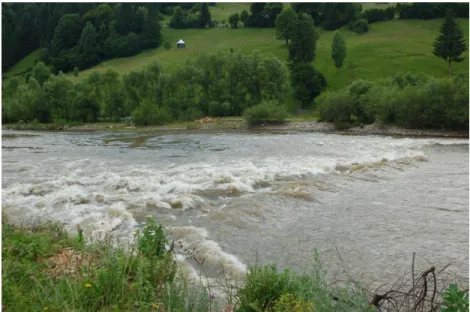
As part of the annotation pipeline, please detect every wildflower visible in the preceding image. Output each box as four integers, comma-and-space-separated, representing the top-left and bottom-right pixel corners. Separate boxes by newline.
152, 303, 159, 309
84, 283, 92, 288
43, 308, 48, 311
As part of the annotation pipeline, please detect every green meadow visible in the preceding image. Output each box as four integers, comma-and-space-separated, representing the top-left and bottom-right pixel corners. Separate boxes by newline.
5, 2, 469, 91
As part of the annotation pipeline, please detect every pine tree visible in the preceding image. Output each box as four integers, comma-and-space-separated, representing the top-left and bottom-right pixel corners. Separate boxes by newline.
199, 3, 211, 28
78, 21, 99, 68
433, 9, 466, 77
331, 31, 347, 68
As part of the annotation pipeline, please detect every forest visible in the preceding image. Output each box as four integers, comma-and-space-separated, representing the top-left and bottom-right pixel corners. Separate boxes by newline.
2, 2, 469, 130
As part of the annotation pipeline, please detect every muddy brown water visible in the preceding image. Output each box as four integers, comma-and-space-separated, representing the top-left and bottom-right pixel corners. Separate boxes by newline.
2, 130, 468, 290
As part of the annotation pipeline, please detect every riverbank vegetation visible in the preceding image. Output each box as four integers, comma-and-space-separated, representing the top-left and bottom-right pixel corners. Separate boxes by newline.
3, 216, 468, 312
2, 3, 469, 131
316, 72, 469, 130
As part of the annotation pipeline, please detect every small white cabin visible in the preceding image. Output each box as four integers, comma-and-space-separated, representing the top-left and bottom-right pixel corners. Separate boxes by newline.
176, 39, 186, 49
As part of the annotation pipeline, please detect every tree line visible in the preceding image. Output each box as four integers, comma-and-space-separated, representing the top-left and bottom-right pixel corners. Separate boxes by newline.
2, 50, 291, 126
2, 3, 185, 72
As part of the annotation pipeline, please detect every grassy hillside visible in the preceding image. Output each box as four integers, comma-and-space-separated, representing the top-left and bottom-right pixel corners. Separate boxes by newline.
5, 4, 469, 91
3, 48, 41, 79
71, 18, 468, 90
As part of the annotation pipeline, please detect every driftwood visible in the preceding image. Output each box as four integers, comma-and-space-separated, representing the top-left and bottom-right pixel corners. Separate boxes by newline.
330, 248, 465, 312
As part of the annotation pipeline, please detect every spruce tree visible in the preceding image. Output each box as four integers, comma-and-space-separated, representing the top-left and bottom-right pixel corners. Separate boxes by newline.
433, 9, 466, 77
199, 3, 211, 28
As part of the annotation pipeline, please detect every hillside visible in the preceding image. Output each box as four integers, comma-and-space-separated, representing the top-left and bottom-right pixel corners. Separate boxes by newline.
74, 18, 469, 90
4, 4, 469, 91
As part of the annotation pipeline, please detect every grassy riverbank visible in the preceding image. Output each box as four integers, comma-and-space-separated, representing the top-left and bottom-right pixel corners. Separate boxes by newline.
3, 216, 468, 312
2, 216, 214, 312
1, 216, 370, 312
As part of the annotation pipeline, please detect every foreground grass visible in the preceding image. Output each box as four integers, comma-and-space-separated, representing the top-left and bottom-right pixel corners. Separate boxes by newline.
2, 217, 214, 312
3, 216, 468, 312
1, 216, 374, 312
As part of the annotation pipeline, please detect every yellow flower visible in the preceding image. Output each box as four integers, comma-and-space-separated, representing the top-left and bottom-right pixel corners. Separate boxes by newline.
84, 283, 92, 288
43, 308, 49, 311
152, 303, 159, 309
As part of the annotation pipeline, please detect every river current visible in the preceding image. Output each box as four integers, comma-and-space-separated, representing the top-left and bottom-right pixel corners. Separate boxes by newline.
2, 130, 468, 289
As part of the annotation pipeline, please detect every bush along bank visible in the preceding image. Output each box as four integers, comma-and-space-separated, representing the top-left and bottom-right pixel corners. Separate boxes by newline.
316, 72, 469, 131
3, 216, 469, 312
2, 50, 292, 128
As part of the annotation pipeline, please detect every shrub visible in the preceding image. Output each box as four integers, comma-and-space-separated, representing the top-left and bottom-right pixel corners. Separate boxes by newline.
163, 41, 171, 50
316, 90, 357, 123
243, 100, 288, 126
273, 293, 314, 312
209, 101, 231, 117
351, 18, 368, 34
138, 217, 169, 260
73, 66, 79, 77
440, 284, 469, 312
320, 73, 469, 129
237, 264, 297, 312
132, 101, 172, 126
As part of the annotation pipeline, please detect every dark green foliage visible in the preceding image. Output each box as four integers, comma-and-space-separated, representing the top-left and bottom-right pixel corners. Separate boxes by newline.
364, 8, 388, 24
138, 217, 168, 259
18, 78, 51, 123
244, 2, 283, 28
350, 18, 369, 34
292, 3, 360, 30
73, 66, 79, 77
51, 14, 83, 55
43, 73, 75, 120
331, 31, 346, 68
385, 7, 396, 20
317, 90, 357, 123
94, 4, 112, 27
3, 3, 163, 73
433, 10, 466, 77
317, 73, 469, 130
229, 13, 240, 29
133, 100, 172, 126
77, 21, 100, 68
39, 48, 50, 64
243, 100, 288, 126
237, 264, 297, 311
321, 3, 358, 30
397, 3, 469, 20
240, 10, 249, 24
169, 4, 212, 29
163, 41, 171, 50
3, 51, 290, 126
287, 11, 325, 107
288, 13, 318, 63
199, 3, 211, 28
71, 87, 100, 122
289, 63, 326, 108
275, 7, 297, 45
31, 61, 52, 86
440, 284, 470, 312
2, 3, 41, 70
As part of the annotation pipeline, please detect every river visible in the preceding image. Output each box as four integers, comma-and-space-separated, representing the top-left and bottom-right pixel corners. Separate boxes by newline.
2, 130, 468, 290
